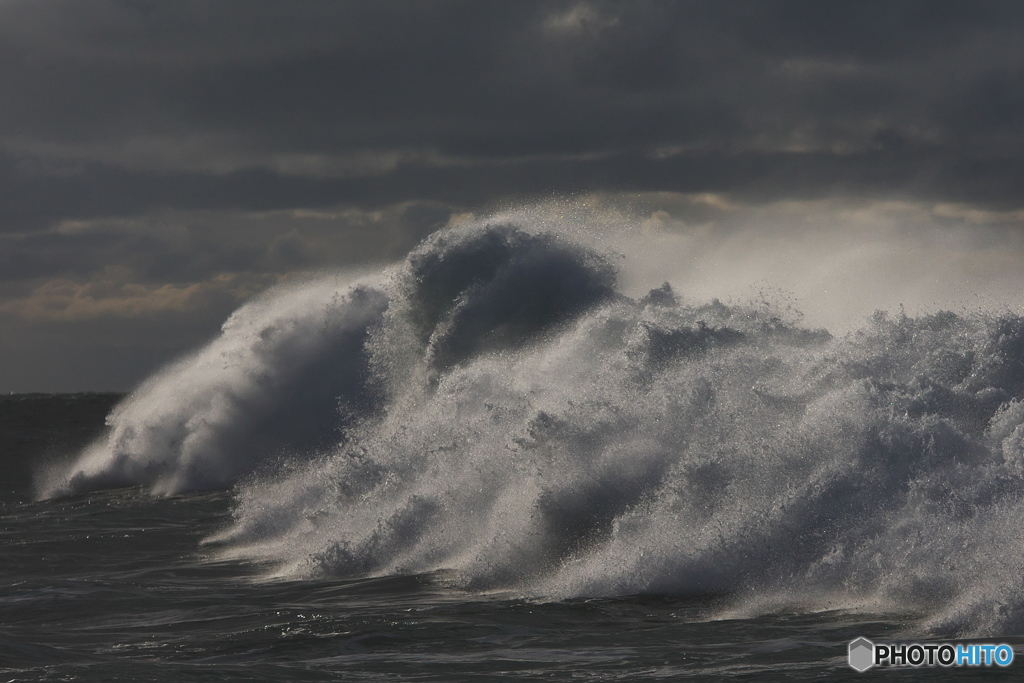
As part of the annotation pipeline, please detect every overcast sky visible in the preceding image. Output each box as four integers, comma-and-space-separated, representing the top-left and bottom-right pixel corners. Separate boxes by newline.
4, 0, 1024, 392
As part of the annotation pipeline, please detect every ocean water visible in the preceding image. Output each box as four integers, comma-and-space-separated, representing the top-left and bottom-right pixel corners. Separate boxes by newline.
6, 217, 1024, 679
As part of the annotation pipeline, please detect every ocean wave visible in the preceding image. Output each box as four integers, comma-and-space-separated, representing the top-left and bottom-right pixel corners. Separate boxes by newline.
43, 217, 1024, 637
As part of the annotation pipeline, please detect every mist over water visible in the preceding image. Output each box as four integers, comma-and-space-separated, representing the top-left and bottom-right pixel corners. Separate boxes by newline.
42, 205, 1024, 638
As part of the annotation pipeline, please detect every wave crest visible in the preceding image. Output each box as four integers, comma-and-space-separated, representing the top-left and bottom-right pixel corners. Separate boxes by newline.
44, 219, 1024, 637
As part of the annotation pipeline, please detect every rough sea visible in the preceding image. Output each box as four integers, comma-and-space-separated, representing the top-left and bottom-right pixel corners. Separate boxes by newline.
4, 215, 1024, 680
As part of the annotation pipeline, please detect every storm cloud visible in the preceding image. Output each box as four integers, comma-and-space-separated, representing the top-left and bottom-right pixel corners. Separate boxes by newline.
3, 0, 1024, 391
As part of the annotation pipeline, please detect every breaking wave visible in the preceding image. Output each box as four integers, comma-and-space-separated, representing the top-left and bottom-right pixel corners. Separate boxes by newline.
43, 216, 1024, 637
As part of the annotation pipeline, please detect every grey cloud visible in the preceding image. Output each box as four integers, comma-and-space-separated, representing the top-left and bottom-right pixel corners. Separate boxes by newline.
0, 201, 454, 285
4, 1, 1024, 391
0, 0, 1022, 222
0, 304, 240, 392
7, 145, 1024, 244
2, 2, 1021, 158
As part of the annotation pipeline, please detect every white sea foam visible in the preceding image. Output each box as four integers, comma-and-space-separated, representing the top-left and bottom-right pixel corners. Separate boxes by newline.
44, 211, 1024, 637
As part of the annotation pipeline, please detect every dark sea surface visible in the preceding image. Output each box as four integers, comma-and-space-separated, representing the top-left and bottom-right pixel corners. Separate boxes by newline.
2, 400, 1020, 682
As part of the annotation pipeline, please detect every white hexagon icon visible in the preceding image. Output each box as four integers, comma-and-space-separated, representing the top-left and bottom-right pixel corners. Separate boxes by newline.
848, 637, 875, 672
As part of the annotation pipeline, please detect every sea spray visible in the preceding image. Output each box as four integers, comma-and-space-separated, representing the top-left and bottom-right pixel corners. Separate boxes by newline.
42, 279, 388, 497
44, 218, 1024, 637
